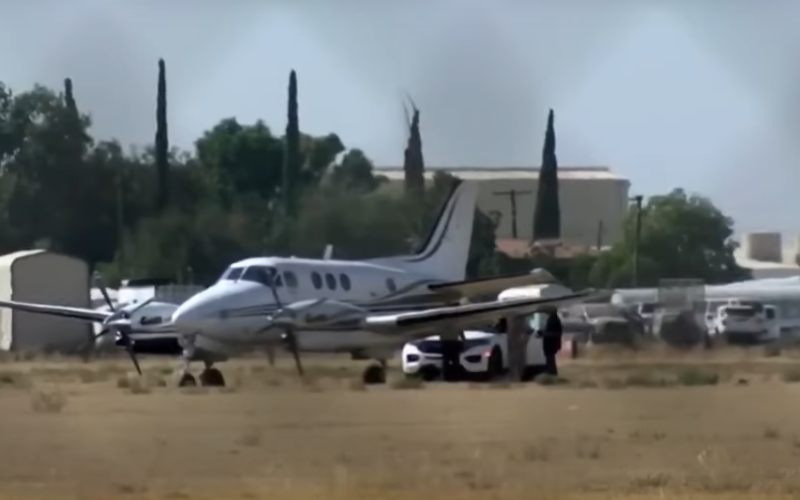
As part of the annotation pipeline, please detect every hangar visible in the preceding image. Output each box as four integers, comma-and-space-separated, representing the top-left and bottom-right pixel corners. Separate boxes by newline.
0, 250, 90, 352
376, 167, 631, 247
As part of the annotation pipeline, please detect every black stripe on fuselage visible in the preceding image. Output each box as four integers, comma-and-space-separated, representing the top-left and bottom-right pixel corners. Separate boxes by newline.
221, 300, 452, 320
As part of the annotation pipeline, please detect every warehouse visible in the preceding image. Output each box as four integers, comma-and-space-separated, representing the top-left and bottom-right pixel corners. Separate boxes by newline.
0, 250, 90, 352
376, 166, 631, 247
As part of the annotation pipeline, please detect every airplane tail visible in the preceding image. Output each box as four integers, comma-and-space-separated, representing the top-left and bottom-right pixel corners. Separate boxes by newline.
373, 180, 478, 281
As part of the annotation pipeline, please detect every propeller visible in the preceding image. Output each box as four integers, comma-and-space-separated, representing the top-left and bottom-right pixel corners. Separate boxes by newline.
262, 273, 304, 377
90, 272, 153, 376
92, 298, 154, 376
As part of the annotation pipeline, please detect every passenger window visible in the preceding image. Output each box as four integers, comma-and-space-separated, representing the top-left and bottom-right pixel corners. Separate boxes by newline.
386, 278, 397, 292
283, 271, 298, 288
339, 274, 351, 291
311, 272, 323, 290
325, 273, 337, 290
766, 308, 776, 320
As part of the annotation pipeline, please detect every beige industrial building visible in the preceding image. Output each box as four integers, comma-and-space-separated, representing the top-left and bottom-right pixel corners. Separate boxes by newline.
377, 167, 631, 247
0, 250, 90, 352
735, 232, 800, 279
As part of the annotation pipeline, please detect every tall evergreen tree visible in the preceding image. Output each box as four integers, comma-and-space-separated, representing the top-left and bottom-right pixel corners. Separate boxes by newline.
532, 109, 561, 240
283, 69, 301, 215
155, 58, 170, 212
402, 98, 425, 199
63, 78, 78, 117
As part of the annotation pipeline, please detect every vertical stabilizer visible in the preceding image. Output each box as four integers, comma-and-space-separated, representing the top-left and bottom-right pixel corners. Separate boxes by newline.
374, 180, 478, 281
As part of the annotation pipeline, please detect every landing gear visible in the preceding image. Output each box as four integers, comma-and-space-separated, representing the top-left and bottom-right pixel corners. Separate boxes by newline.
199, 366, 226, 387
176, 366, 226, 387
178, 373, 197, 387
362, 360, 387, 385
174, 344, 226, 388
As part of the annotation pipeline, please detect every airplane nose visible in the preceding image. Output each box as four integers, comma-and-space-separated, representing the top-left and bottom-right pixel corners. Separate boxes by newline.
172, 293, 215, 333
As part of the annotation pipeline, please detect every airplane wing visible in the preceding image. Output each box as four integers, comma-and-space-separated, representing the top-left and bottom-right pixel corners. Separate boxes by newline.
364, 289, 611, 337
427, 269, 557, 299
0, 299, 111, 322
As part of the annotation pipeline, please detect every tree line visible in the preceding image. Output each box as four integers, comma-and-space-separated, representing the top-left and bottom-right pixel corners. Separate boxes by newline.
0, 61, 749, 289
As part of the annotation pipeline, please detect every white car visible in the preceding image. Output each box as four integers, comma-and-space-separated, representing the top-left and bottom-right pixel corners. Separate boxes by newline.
401, 330, 547, 382
710, 304, 778, 344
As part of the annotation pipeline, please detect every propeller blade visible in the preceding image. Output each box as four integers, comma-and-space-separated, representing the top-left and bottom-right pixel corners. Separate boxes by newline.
93, 271, 116, 312
125, 342, 142, 376
284, 327, 304, 377
122, 297, 154, 317
267, 273, 282, 309
93, 328, 109, 341
114, 325, 142, 376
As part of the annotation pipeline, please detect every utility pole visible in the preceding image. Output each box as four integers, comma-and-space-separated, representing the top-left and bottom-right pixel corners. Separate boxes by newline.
595, 220, 604, 251
493, 189, 532, 239
630, 195, 644, 287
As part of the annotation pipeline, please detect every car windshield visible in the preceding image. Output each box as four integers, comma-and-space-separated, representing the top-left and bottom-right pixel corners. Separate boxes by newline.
640, 303, 656, 314
723, 307, 756, 318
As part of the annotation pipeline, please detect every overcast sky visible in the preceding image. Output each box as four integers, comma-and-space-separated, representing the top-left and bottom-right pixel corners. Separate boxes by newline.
1, 1, 799, 235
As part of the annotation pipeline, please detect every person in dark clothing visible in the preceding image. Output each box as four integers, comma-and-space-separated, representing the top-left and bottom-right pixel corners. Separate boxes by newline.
539, 307, 563, 376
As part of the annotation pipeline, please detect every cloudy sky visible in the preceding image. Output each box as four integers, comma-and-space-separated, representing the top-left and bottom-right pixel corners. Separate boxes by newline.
1, 1, 799, 234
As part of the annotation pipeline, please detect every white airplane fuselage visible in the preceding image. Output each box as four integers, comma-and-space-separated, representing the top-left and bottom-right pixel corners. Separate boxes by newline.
173, 257, 455, 356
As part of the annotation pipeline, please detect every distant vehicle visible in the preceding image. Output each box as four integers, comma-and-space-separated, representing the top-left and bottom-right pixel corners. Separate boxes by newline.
401, 330, 546, 382
636, 302, 657, 335
709, 302, 779, 345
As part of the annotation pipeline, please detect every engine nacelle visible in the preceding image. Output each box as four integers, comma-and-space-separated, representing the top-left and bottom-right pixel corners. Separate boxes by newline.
282, 299, 367, 329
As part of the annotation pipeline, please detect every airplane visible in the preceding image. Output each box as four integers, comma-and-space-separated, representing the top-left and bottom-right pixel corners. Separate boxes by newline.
0, 273, 183, 360
161, 180, 606, 386
0, 180, 605, 386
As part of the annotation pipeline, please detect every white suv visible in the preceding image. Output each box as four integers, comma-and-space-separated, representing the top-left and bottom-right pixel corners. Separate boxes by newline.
401, 330, 547, 382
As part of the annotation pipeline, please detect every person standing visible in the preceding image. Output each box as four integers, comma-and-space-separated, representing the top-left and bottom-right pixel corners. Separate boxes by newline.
539, 307, 563, 376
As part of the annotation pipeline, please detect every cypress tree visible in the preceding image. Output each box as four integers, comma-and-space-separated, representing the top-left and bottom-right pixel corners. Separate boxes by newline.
283, 70, 301, 215
155, 59, 170, 212
532, 109, 561, 240
402, 98, 425, 199
63, 78, 78, 117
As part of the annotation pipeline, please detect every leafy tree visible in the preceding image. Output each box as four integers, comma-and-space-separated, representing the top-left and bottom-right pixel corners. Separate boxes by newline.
590, 189, 749, 287
328, 149, 384, 193
532, 109, 561, 240
155, 59, 170, 212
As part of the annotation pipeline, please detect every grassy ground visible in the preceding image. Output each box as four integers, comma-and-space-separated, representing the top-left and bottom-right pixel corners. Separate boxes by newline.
0, 347, 799, 499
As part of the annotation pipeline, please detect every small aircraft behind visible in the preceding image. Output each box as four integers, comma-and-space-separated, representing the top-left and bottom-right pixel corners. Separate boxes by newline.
0, 181, 606, 386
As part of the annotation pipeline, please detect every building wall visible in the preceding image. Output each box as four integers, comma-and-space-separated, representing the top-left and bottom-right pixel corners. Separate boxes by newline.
377, 167, 631, 247
0, 250, 90, 352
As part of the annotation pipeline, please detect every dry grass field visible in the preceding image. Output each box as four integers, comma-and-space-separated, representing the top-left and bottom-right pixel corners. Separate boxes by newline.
1, 347, 800, 499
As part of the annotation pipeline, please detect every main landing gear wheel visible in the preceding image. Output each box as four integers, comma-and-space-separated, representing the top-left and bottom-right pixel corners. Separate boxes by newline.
178, 373, 197, 387
362, 363, 386, 385
199, 368, 226, 387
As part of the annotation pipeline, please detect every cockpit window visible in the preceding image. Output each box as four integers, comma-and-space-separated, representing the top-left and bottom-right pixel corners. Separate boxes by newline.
240, 266, 283, 287
219, 267, 244, 282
